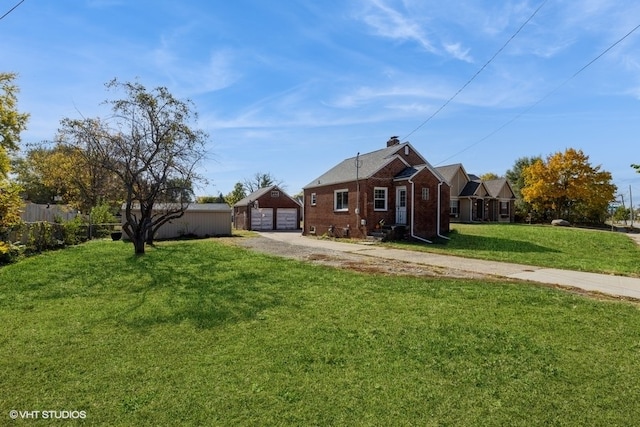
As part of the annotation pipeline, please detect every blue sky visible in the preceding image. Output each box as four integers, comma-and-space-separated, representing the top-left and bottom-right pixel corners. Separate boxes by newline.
2, 0, 640, 204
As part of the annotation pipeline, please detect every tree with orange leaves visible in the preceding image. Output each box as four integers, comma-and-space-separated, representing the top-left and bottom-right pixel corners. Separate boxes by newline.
521, 148, 616, 223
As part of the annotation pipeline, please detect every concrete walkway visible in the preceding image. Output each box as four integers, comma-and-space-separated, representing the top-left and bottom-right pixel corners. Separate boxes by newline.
258, 231, 640, 300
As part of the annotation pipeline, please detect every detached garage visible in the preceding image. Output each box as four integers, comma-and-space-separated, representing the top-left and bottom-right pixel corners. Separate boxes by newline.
121, 203, 232, 239
234, 185, 301, 231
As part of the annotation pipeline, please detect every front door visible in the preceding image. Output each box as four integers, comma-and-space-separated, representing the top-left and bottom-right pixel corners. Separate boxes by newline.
475, 199, 484, 220
396, 186, 407, 225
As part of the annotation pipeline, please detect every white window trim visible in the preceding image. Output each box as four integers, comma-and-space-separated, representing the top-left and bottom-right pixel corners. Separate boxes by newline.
450, 199, 459, 217
334, 189, 349, 212
310, 192, 317, 206
373, 187, 388, 211
421, 187, 429, 201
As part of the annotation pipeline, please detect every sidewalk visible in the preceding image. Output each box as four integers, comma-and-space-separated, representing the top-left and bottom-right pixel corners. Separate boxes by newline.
259, 231, 640, 300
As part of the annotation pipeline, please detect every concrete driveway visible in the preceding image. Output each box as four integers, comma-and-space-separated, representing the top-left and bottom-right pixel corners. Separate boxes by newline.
258, 231, 640, 300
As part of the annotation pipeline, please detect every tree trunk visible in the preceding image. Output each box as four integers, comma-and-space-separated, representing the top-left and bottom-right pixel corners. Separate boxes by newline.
143, 217, 154, 246
145, 227, 154, 245
132, 236, 145, 255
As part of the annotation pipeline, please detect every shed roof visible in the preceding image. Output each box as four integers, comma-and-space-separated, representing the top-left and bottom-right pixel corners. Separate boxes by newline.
121, 203, 231, 212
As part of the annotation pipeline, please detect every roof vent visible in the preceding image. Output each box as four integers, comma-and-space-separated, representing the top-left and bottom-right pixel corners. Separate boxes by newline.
387, 136, 400, 147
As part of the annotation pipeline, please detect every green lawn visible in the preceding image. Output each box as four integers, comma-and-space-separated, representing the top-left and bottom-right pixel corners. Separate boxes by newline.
2, 238, 640, 425
389, 223, 640, 277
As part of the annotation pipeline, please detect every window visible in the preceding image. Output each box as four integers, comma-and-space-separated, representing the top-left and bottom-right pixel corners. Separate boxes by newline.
271, 190, 280, 198
421, 187, 429, 201
374, 187, 387, 211
334, 189, 348, 211
310, 193, 317, 206
500, 201, 510, 216
450, 199, 459, 217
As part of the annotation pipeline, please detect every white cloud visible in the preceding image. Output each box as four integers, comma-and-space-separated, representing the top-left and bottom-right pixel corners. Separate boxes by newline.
358, 0, 436, 53
443, 42, 473, 63
149, 43, 240, 97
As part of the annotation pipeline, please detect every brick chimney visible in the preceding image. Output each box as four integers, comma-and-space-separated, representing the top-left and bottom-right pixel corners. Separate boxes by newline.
386, 136, 400, 147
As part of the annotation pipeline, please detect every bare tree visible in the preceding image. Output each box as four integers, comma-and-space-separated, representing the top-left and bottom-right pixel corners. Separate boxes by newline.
59, 79, 208, 254
243, 172, 282, 193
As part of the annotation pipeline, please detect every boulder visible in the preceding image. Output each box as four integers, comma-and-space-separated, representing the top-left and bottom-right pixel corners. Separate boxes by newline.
551, 219, 570, 227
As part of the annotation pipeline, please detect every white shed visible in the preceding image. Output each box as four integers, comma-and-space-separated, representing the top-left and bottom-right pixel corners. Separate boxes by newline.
121, 203, 232, 239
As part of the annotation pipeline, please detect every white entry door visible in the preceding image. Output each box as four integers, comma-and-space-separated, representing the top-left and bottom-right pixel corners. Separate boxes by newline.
396, 186, 407, 225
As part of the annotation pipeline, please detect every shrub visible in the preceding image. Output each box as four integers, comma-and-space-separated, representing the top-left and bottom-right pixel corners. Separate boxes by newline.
0, 241, 23, 264
62, 216, 88, 246
89, 203, 119, 238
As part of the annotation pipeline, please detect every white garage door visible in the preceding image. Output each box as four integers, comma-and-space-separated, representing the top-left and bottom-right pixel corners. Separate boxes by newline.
251, 208, 273, 230
276, 208, 298, 230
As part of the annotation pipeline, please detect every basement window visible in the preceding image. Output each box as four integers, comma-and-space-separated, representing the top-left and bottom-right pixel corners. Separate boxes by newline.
334, 189, 349, 211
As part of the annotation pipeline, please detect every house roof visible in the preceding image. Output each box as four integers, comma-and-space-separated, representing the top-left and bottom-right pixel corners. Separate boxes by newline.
234, 185, 300, 207
394, 165, 428, 180
482, 178, 516, 199
459, 181, 482, 197
304, 142, 445, 189
434, 163, 469, 183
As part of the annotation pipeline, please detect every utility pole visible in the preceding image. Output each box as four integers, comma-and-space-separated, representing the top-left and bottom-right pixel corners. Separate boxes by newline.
630, 185, 634, 228
355, 153, 362, 236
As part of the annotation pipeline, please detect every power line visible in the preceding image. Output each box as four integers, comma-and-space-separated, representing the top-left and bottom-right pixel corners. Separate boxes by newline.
402, 0, 548, 141
0, 0, 25, 21
434, 21, 640, 166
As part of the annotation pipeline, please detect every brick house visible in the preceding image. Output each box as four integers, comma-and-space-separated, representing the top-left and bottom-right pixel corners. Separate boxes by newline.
302, 137, 450, 242
233, 185, 301, 231
435, 163, 516, 222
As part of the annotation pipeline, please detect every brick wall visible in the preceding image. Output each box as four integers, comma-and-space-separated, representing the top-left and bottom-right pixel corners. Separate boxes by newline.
304, 181, 360, 237
303, 168, 451, 240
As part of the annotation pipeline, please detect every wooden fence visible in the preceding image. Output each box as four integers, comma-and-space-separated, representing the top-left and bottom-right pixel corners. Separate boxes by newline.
20, 203, 79, 223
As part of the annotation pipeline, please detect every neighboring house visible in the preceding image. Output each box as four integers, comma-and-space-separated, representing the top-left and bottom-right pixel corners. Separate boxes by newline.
435, 163, 516, 223
302, 137, 450, 241
233, 185, 301, 231
120, 203, 232, 239
483, 178, 517, 222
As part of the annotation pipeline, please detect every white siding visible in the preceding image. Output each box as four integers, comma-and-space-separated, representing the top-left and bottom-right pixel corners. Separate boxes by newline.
121, 204, 232, 239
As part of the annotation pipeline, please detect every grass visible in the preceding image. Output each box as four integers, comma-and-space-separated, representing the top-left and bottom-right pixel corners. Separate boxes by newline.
2, 238, 640, 425
388, 223, 640, 277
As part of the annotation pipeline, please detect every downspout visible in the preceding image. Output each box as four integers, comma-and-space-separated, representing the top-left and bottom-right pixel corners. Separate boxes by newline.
301, 194, 305, 236
437, 181, 450, 240
408, 177, 432, 244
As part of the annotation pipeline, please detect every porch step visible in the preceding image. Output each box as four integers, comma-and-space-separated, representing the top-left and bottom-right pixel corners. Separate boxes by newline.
368, 225, 407, 241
